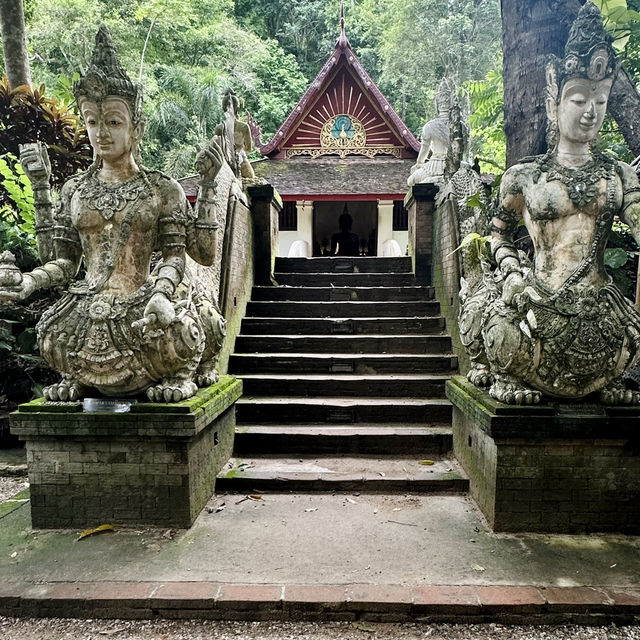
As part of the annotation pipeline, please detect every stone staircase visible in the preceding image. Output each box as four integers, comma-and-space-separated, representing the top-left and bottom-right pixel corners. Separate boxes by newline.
217, 256, 468, 494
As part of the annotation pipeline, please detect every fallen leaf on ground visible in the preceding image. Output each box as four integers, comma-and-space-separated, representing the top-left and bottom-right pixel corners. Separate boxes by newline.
352, 622, 376, 632
77, 524, 115, 541
249, 495, 263, 500
419, 459, 435, 466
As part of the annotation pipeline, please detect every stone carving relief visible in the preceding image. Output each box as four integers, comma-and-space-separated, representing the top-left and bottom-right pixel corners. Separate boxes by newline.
458, 2, 640, 405
0, 26, 241, 403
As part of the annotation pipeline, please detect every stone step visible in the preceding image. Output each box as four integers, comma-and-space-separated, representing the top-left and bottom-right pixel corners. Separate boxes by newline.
237, 374, 448, 398
275, 272, 416, 287
233, 424, 453, 455
240, 316, 446, 336
235, 396, 452, 424
246, 300, 440, 318
216, 455, 468, 493
229, 353, 458, 374
251, 286, 434, 302
275, 256, 412, 273
234, 334, 452, 354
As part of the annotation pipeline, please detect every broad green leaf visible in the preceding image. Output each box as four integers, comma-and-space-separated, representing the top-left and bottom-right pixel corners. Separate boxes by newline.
604, 247, 629, 269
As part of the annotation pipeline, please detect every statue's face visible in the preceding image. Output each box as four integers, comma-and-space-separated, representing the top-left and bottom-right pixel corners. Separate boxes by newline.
81, 97, 134, 164
557, 77, 612, 144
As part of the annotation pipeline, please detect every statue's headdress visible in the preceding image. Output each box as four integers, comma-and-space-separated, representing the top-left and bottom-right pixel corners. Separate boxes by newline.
434, 78, 452, 115
73, 25, 143, 125
547, 2, 617, 94
545, 2, 617, 149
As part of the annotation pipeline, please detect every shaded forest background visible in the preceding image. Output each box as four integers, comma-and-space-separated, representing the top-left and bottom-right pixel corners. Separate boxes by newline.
2, 0, 504, 175
4, 0, 640, 174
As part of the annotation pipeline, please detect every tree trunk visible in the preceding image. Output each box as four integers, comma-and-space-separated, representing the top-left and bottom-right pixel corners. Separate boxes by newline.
501, 0, 582, 167
0, 0, 31, 89
609, 65, 640, 157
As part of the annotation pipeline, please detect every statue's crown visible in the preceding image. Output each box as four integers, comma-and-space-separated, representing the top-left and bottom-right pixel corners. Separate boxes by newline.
434, 78, 452, 113
556, 2, 616, 85
73, 25, 143, 123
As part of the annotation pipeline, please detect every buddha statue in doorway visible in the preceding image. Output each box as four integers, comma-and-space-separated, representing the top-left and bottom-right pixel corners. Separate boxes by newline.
459, 2, 640, 405
331, 205, 360, 256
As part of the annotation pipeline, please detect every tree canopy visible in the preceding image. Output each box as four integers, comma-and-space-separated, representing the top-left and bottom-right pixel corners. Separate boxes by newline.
3, 0, 640, 175
0, 0, 505, 174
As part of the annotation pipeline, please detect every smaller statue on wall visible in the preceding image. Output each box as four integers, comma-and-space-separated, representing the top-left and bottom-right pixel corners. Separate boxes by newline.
407, 78, 453, 186
0, 26, 229, 402
213, 88, 264, 186
459, 2, 640, 405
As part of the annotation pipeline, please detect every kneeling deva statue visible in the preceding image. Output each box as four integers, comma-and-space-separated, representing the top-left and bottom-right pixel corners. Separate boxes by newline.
0, 26, 229, 402
459, 2, 640, 405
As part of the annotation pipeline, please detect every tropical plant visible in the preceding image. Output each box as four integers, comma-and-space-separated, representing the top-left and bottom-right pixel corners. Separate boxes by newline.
0, 78, 92, 198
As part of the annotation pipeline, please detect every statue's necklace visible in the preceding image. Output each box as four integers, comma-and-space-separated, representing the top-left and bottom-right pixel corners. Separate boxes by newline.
545, 156, 609, 208
77, 170, 153, 293
77, 171, 148, 220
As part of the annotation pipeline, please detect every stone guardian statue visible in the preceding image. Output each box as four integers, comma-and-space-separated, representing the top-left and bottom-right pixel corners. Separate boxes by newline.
0, 26, 229, 403
408, 78, 453, 186
459, 2, 640, 405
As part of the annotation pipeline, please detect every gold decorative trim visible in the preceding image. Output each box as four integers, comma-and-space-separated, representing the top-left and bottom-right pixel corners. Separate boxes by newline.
284, 147, 402, 160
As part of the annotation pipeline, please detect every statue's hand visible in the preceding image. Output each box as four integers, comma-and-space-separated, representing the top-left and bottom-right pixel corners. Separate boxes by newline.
0, 276, 36, 303
195, 138, 224, 184
19, 141, 51, 187
133, 293, 175, 332
501, 271, 525, 307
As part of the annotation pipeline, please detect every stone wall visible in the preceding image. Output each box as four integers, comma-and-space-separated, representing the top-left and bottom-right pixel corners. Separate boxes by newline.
217, 199, 254, 374
431, 186, 469, 373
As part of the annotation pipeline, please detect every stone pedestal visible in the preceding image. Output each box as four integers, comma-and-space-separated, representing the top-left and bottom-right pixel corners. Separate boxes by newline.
447, 376, 640, 533
10, 376, 242, 529
248, 184, 281, 286
405, 183, 438, 284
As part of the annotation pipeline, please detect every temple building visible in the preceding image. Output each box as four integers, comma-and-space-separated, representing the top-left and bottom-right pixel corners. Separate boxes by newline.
180, 10, 419, 258
251, 16, 419, 258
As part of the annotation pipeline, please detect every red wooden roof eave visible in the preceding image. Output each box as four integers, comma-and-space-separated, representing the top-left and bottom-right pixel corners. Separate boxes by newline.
279, 193, 407, 202
260, 37, 420, 156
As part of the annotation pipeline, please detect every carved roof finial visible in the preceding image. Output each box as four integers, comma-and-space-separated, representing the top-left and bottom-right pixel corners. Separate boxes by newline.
337, 0, 348, 48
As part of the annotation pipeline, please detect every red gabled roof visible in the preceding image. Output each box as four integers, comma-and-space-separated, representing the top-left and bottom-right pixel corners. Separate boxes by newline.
257, 31, 419, 159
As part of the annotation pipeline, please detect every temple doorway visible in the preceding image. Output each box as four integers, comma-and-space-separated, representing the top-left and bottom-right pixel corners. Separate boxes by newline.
312, 201, 378, 256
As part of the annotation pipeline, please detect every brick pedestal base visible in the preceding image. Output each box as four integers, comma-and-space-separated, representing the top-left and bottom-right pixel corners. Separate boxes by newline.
10, 376, 242, 529
447, 376, 640, 533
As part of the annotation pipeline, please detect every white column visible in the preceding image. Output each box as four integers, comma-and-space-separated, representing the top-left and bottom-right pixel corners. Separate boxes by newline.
297, 200, 313, 248
377, 200, 394, 256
